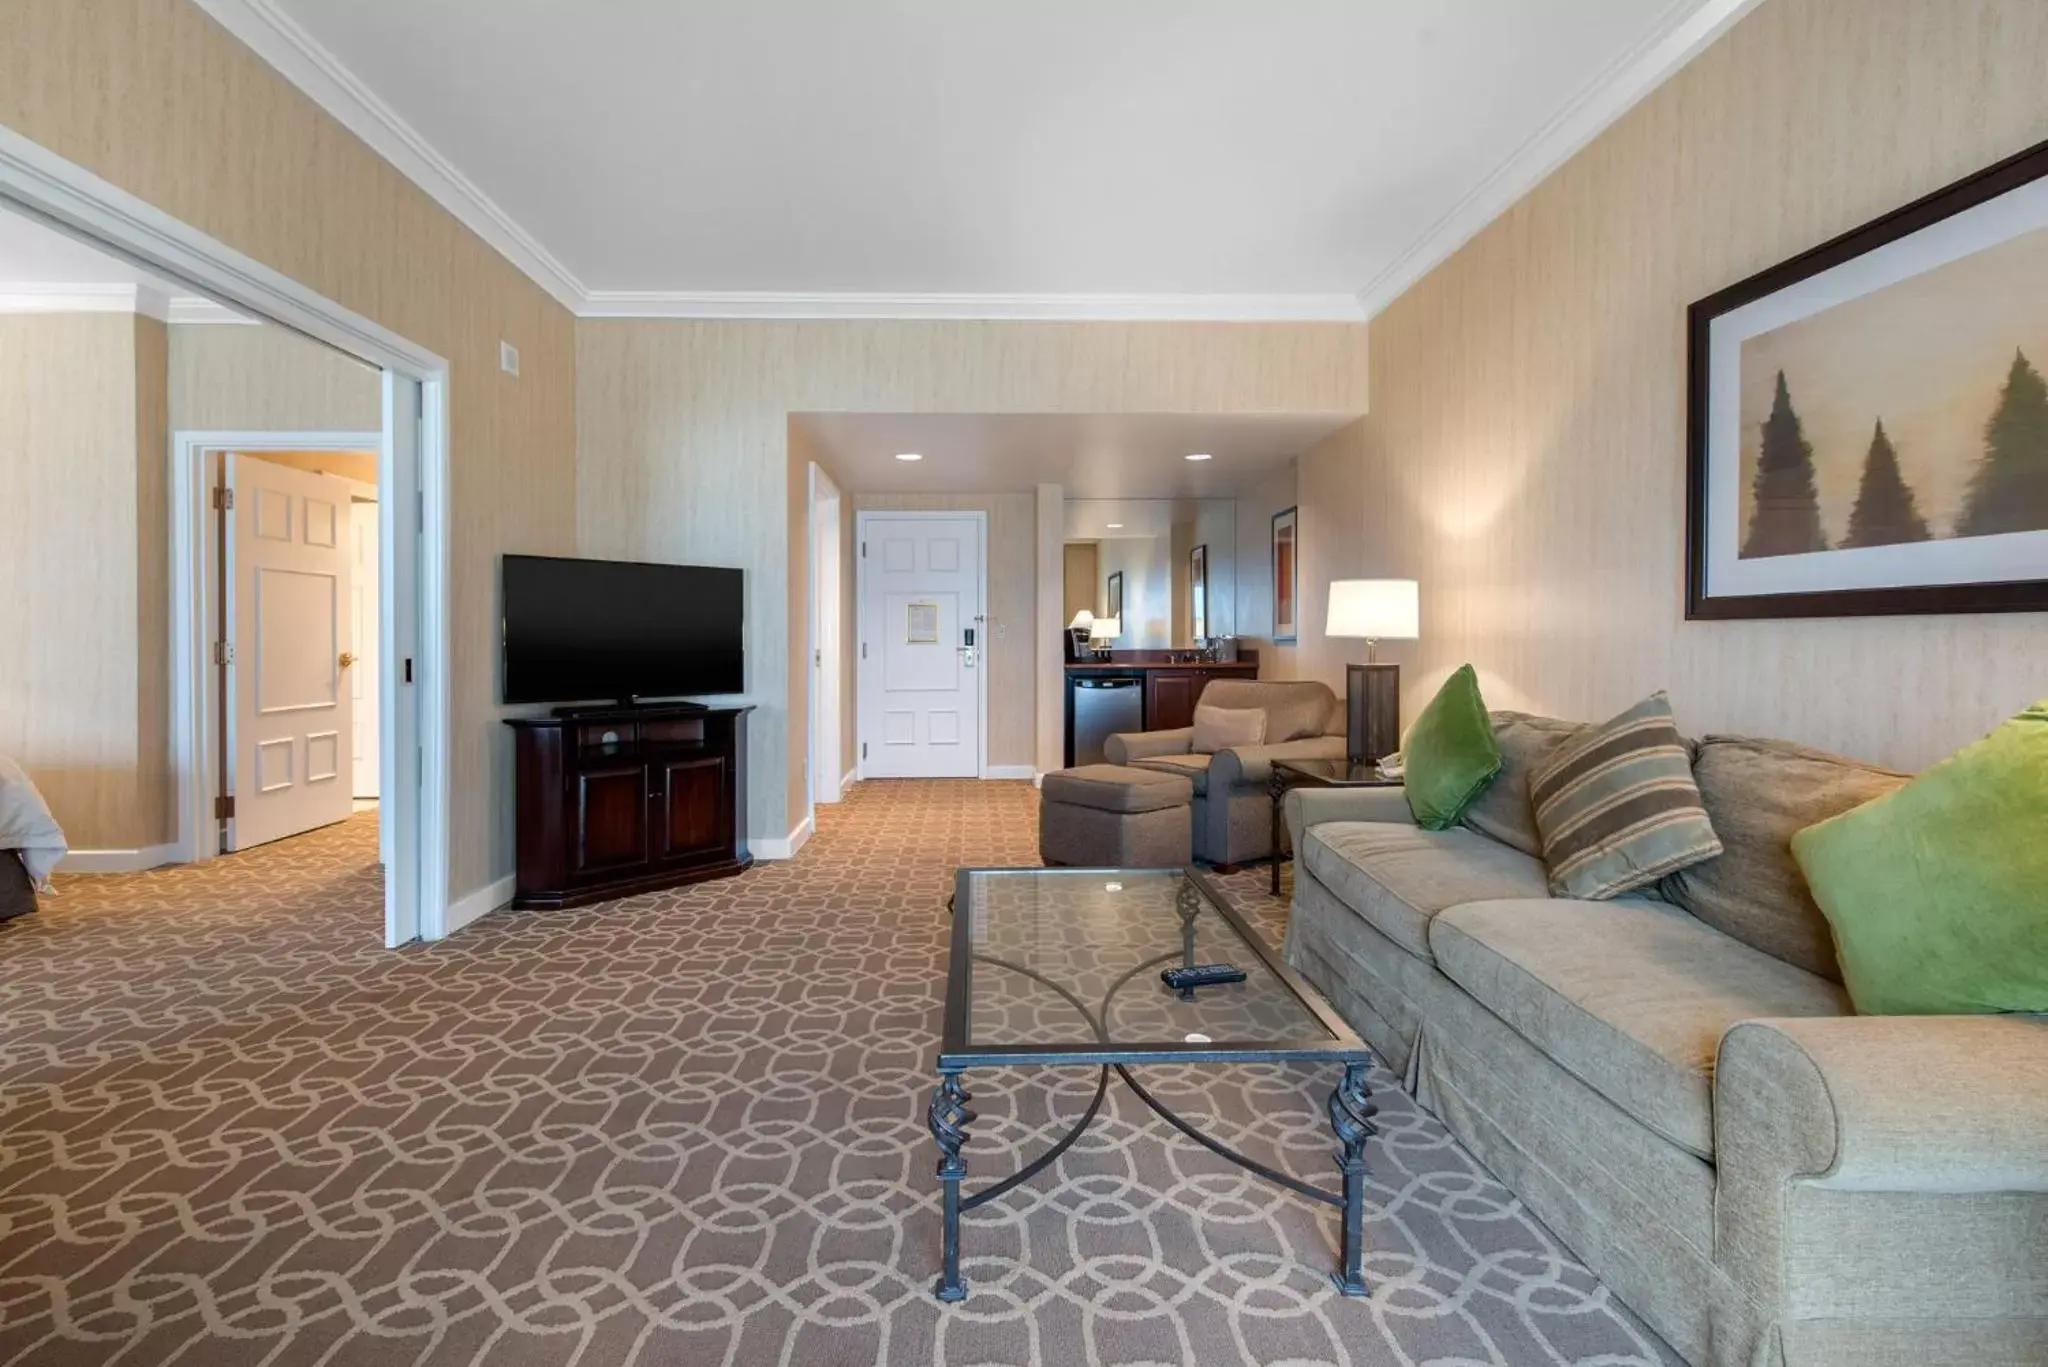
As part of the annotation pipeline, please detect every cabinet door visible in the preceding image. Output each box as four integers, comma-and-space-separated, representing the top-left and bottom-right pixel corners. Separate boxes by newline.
1145, 673, 1203, 732
575, 764, 650, 874
656, 756, 730, 862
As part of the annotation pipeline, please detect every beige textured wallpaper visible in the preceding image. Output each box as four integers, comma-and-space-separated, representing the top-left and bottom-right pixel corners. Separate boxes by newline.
170, 323, 382, 434
0, 0, 577, 895
0, 313, 167, 848
576, 320, 1371, 843
1333, 0, 2048, 770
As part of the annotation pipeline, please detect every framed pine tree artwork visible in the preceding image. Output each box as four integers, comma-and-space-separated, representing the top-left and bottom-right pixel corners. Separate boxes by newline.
1686, 136, 2048, 618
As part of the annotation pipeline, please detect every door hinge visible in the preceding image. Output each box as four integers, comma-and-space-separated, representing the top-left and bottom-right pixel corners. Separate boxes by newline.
212, 487, 234, 510
417, 489, 425, 534
212, 641, 235, 665
862, 742, 868, 759
861, 642, 868, 660
860, 541, 866, 557
403, 657, 414, 684
214, 795, 235, 820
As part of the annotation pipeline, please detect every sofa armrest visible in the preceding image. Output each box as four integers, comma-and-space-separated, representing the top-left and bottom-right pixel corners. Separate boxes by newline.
1104, 728, 1193, 764
1208, 735, 1348, 789
1714, 1014, 2048, 1331
1283, 785, 1413, 859
1718, 1015, 2048, 1194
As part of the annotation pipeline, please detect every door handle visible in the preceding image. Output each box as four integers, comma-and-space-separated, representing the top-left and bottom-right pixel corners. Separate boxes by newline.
338, 652, 357, 669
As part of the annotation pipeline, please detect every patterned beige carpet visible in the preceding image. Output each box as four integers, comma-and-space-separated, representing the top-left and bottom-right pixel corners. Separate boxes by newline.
1, 780, 1676, 1366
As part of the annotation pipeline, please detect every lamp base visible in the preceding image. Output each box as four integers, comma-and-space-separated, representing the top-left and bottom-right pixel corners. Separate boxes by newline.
1345, 662, 1401, 766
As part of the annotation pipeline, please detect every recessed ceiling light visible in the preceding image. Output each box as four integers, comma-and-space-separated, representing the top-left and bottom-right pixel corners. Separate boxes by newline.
1185, 452, 1213, 462
1106, 523, 1123, 529
894, 452, 923, 462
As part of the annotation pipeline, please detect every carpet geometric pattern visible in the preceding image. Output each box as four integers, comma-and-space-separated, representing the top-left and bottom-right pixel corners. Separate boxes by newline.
0, 780, 1678, 1366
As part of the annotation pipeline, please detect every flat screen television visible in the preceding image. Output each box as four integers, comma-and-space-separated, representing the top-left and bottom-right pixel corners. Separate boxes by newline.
502, 554, 744, 705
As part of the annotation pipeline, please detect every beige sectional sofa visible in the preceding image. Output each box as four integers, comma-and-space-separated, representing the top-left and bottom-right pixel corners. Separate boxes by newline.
1281, 712, 2048, 1367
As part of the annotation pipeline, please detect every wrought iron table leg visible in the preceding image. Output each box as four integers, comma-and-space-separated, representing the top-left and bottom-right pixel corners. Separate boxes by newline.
1328, 1060, 1376, 1296
929, 1070, 974, 1302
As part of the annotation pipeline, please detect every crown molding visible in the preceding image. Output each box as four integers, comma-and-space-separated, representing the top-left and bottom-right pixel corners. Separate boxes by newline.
578, 291, 1370, 322
190, 0, 587, 310
1355, 0, 1765, 317
191, 0, 1751, 326
167, 295, 261, 325
0, 282, 138, 314
0, 282, 175, 318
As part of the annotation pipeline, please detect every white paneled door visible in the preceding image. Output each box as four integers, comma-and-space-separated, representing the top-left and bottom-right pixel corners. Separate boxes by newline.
226, 455, 355, 851
858, 513, 984, 779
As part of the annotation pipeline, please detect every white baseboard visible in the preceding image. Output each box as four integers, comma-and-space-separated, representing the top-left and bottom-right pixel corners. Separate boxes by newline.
984, 765, 1037, 781
445, 873, 516, 935
840, 768, 858, 796
754, 814, 814, 861
59, 844, 179, 874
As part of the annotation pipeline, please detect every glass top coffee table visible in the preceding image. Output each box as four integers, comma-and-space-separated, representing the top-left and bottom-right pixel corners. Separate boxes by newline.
929, 865, 1377, 1303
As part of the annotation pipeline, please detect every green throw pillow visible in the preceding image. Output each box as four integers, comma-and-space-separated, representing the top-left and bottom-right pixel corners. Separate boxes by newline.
1790, 699, 2048, 1015
1404, 664, 1502, 830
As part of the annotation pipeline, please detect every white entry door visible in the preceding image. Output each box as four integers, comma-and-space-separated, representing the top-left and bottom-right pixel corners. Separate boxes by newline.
858, 513, 983, 778
349, 497, 381, 798
225, 455, 355, 850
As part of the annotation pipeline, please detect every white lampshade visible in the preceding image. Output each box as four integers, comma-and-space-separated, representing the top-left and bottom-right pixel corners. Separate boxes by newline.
1088, 616, 1121, 642
1325, 579, 1419, 640
1068, 609, 1095, 630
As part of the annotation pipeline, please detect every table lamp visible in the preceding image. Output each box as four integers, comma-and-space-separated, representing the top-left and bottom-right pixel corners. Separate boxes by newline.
1067, 609, 1094, 662
1324, 580, 1418, 764
1087, 615, 1120, 661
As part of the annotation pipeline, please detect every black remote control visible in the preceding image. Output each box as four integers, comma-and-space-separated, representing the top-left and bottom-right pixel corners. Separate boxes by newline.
1161, 963, 1248, 998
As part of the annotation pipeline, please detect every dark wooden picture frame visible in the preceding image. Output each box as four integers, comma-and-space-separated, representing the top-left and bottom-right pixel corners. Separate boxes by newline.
1271, 507, 1299, 642
1686, 135, 2048, 619
1189, 544, 1208, 641
1106, 570, 1123, 623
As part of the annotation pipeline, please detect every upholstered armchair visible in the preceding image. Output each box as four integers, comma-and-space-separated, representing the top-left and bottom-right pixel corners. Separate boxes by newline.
1104, 679, 1346, 868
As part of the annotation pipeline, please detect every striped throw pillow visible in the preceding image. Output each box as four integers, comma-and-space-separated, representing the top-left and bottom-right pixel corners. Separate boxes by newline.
1529, 692, 1722, 901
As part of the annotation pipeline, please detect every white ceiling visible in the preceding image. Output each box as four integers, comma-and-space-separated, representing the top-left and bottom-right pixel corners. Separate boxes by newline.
795, 412, 1354, 498
209, 0, 1758, 316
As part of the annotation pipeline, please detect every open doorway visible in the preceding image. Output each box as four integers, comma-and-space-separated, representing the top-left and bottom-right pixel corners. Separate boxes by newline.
170, 438, 381, 857
2, 128, 453, 947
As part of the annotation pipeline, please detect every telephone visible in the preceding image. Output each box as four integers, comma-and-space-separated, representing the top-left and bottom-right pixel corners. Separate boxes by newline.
1375, 751, 1405, 781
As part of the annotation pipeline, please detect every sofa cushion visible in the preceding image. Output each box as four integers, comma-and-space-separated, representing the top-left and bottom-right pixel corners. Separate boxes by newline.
1430, 897, 1850, 1159
1041, 763, 1193, 813
1127, 753, 1211, 796
1300, 821, 1549, 963
1662, 735, 1909, 982
1529, 691, 1722, 901
1462, 712, 1588, 856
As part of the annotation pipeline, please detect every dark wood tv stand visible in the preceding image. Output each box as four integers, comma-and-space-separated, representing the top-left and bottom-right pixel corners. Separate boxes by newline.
507, 703, 753, 909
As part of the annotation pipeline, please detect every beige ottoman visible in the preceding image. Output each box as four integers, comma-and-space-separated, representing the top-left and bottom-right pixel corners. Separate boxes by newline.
1039, 764, 1194, 867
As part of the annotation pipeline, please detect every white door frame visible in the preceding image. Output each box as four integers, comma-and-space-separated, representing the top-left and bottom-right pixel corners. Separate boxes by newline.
807, 463, 844, 811
854, 509, 990, 781
169, 431, 382, 869
0, 125, 453, 948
